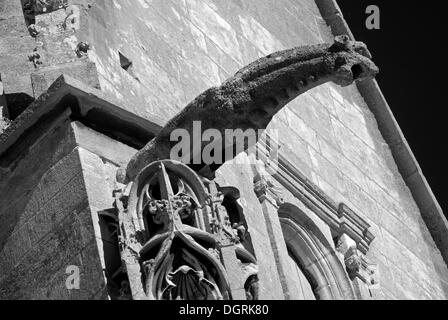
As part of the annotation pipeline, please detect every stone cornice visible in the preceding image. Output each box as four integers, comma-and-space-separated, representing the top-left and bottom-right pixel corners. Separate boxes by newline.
0, 75, 161, 157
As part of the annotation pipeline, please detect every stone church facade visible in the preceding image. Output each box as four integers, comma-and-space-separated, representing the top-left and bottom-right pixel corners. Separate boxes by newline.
0, 0, 447, 300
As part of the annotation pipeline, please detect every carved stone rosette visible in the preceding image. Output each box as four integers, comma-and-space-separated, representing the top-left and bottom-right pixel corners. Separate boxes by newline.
115, 160, 258, 300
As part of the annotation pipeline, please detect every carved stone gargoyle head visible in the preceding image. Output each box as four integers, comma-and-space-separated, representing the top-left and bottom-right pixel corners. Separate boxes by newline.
328, 35, 379, 86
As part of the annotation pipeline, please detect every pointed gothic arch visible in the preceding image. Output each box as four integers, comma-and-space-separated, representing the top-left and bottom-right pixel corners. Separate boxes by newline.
278, 203, 355, 300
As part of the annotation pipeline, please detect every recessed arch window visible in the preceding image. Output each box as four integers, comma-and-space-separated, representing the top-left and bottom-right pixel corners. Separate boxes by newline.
286, 248, 316, 300
279, 203, 356, 300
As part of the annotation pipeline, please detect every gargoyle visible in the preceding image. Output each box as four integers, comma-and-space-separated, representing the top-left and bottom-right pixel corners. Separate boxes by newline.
125, 35, 378, 181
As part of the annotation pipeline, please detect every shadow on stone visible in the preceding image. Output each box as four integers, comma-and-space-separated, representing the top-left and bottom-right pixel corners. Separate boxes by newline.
5, 93, 35, 120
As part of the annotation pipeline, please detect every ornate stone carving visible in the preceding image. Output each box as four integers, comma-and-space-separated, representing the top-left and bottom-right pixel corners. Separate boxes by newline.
116, 160, 258, 300
336, 234, 358, 255
253, 169, 284, 207
161, 265, 223, 300
205, 180, 236, 243
125, 35, 378, 182
336, 234, 379, 289
344, 247, 362, 275
117, 36, 378, 300
242, 264, 259, 300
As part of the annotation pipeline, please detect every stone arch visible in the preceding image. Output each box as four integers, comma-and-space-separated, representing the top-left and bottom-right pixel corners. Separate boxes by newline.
278, 203, 355, 300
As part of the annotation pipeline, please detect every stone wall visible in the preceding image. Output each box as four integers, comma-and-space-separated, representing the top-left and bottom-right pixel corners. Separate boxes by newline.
79, 0, 335, 124
0, 0, 447, 299
81, 0, 447, 300
72, 0, 447, 299
0, 119, 107, 299
0, 0, 36, 117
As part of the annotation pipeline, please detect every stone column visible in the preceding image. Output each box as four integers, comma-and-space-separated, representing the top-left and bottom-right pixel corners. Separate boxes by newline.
220, 245, 247, 300
207, 180, 248, 300
253, 170, 305, 300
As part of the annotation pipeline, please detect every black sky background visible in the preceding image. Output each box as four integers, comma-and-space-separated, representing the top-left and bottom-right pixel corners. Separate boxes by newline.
337, 1, 447, 216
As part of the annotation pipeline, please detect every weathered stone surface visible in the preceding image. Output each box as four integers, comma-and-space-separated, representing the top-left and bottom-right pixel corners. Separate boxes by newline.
0, 111, 105, 299
1, 0, 447, 300
72, 121, 137, 167
0, 1, 36, 117
126, 35, 378, 181
0, 120, 76, 247
31, 60, 100, 98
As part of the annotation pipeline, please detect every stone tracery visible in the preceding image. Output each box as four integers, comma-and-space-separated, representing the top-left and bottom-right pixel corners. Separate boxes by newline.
116, 160, 258, 300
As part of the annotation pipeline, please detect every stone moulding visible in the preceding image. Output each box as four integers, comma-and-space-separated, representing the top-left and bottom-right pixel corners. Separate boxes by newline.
256, 138, 374, 254
279, 208, 356, 299
338, 204, 374, 254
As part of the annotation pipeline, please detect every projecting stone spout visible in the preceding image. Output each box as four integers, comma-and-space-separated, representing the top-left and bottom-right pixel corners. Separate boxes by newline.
125, 35, 378, 181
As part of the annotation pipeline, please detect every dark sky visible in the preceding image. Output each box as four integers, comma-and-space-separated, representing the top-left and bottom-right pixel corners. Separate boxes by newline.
337, 1, 447, 216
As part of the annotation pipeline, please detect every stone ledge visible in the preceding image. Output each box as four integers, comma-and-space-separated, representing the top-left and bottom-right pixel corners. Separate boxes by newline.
0, 74, 162, 157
